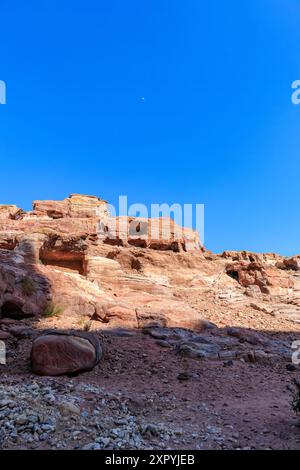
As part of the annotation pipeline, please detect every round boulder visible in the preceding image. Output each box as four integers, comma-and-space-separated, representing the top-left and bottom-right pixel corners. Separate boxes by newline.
30, 330, 102, 376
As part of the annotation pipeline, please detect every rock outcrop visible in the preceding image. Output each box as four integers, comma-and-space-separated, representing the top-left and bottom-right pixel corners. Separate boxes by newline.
0, 250, 51, 318
276, 255, 300, 271
33, 194, 109, 219
225, 261, 294, 295
0, 194, 299, 335
0, 195, 204, 329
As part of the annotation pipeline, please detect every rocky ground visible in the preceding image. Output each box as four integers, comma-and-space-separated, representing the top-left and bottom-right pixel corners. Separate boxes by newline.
1, 195, 300, 450
1, 324, 300, 450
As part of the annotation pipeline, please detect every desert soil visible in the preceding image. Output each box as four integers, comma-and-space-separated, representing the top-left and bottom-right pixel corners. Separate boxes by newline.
1, 326, 300, 450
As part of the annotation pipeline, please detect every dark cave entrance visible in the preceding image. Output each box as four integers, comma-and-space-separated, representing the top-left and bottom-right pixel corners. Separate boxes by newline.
1, 301, 26, 319
226, 270, 239, 282
39, 250, 85, 275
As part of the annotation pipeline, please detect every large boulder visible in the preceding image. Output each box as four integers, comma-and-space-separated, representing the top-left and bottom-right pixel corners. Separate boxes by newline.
30, 330, 102, 376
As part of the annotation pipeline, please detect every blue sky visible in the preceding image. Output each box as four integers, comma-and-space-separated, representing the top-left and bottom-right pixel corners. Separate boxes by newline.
1, 0, 300, 255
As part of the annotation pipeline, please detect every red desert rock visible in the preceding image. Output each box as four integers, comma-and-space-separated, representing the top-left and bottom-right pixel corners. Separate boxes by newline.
31, 330, 102, 376
225, 261, 294, 295
0, 194, 298, 332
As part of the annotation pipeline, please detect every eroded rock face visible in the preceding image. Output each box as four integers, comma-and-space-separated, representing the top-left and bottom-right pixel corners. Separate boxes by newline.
98, 216, 201, 252
221, 251, 281, 265
33, 194, 109, 219
0, 194, 299, 334
0, 205, 24, 220
225, 261, 294, 295
0, 194, 204, 329
277, 256, 300, 271
30, 330, 102, 376
0, 250, 51, 319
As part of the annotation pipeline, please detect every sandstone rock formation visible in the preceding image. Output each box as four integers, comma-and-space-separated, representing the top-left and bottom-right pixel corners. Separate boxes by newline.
33, 194, 109, 219
0, 250, 51, 319
276, 256, 300, 271
225, 261, 294, 295
0, 195, 203, 329
0, 193, 299, 335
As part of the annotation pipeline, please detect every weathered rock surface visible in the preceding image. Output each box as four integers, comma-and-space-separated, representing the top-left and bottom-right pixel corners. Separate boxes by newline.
33, 194, 109, 219
98, 216, 201, 252
0, 195, 204, 330
225, 261, 294, 295
277, 256, 300, 271
31, 331, 102, 376
0, 250, 51, 319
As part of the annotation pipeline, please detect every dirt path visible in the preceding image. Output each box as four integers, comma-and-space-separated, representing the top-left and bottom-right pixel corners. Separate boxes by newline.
88, 331, 300, 449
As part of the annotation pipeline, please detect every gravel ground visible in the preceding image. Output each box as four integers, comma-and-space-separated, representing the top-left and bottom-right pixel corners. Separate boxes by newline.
1, 328, 300, 450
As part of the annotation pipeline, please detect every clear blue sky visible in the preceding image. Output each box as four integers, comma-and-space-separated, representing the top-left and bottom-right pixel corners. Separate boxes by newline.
1, 0, 300, 255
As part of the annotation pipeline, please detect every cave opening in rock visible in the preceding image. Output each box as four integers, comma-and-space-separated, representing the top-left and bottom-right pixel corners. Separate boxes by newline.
129, 220, 148, 236
39, 250, 85, 275
227, 270, 239, 282
1, 301, 26, 319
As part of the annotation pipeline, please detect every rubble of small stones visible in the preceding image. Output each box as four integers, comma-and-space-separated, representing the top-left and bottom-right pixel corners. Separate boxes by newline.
0, 377, 174, 450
